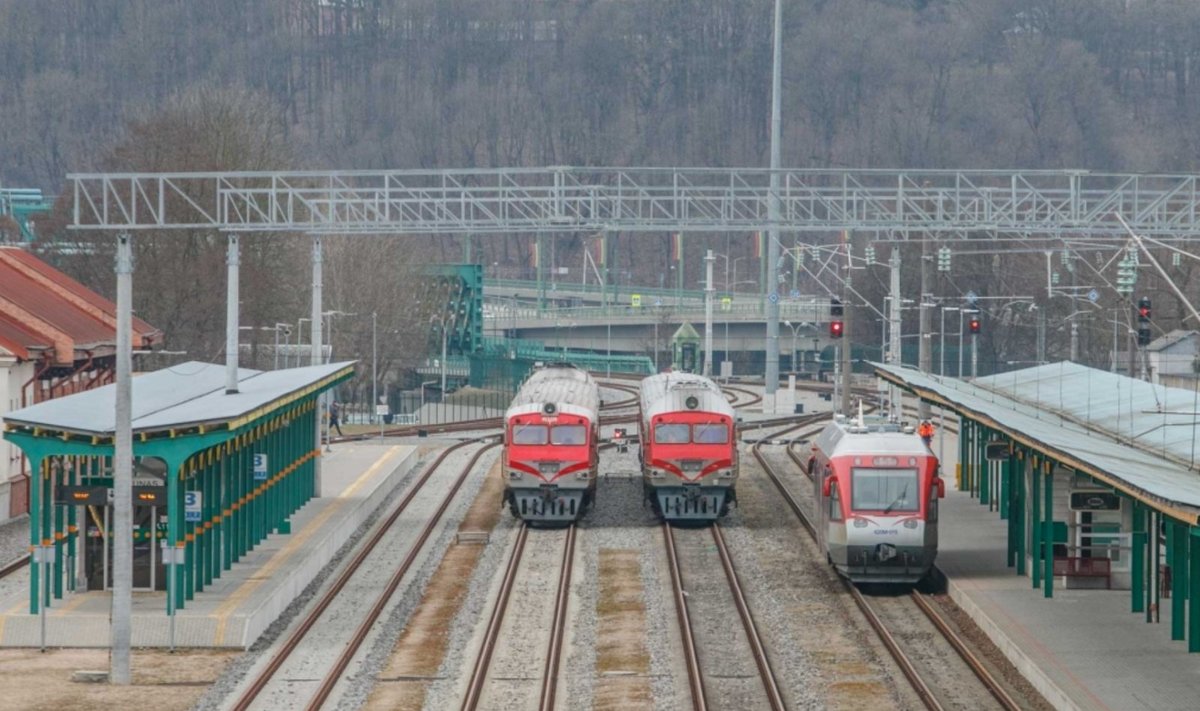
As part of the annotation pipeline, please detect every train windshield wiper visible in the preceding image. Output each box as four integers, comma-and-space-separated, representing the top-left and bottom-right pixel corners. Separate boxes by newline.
882, 483, 909, 514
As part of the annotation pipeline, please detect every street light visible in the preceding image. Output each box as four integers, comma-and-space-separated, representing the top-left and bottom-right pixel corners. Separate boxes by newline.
430, 313, 456, 395
783, 320, 806, 373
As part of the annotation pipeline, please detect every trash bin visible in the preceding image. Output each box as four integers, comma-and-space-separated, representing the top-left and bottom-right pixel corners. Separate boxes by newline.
383, 413, 394, 425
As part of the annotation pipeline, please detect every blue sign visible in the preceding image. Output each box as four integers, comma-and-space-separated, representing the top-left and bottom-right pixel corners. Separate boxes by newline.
253, 453, 269, 481
1087, 288, 1100, 303
965, 290, 978, 304
768, 292, 779, 304
790, 289, 801, 299
184, 491, 202, 523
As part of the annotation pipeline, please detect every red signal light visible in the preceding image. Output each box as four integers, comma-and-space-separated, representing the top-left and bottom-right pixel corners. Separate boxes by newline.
830, 320, 844, 338
968, 318, 981, 334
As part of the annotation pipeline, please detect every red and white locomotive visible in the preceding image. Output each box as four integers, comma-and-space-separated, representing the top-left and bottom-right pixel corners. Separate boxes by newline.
638, 372, 738, 521
809, 412, 944, 583
502, 363, 600, 523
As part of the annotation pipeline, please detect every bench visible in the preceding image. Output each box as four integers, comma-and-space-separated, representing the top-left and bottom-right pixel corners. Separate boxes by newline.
1053, 556, 1111, 589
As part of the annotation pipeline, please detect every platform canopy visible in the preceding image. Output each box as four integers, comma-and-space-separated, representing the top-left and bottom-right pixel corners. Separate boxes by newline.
874, 361, 1200, 525
4, 360, 354, 439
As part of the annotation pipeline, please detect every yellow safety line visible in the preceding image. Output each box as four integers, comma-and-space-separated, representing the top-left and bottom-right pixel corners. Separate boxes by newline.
50, 590, 94, 616
211, 446, 402, 645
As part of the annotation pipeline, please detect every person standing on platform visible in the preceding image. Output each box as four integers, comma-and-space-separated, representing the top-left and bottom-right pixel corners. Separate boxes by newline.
330, 401, 344, 437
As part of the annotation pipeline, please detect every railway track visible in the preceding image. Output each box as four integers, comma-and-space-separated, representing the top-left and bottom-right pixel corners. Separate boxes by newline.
751, 423, 1024, 711
460, 522, 578, 711
231, 438, 499, 711
0, 554, 30, 580
662, 521, 786, 711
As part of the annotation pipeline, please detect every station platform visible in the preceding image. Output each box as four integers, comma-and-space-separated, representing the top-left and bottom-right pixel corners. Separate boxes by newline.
0, 443, 418, 649
935, 424, 1200, 711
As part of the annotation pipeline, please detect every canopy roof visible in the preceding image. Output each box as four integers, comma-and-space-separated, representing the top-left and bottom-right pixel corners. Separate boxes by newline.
3, 360, 354, 437
874, 361, 1200, 524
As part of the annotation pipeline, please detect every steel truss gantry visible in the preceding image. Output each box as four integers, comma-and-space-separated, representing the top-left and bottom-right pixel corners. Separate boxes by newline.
68, 168, 1200, 237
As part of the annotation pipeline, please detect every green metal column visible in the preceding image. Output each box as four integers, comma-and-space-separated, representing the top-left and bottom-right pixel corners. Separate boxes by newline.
979, 427, 991, 507
1032, 457, 1041, 589
1000, 449, 1011, 521
1004, 454, 1015, 566
67, 457, 78, 593
28, 456, 43, 613
1172, 520, 1187, 641
1016, 452, 1026, 576
52, 459, 65, 599
1150, 511, 1160, 624
204, 454, 215, 587
184, 467, 195, 601
222, 446, 232, 571
1043, 461, 1054, 599
1189, 527, 1200, 653
1132, 502, 1146, 614
169, 458, 184, 611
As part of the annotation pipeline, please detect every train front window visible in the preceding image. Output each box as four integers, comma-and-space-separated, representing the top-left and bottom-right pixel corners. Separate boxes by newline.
654, 424, 691, 444
692, 423, 728, 444
511, 424, 548, 445
851, 468, 919, 512
551, 425, 587, 445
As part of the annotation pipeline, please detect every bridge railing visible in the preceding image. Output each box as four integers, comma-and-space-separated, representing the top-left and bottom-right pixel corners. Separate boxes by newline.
483, 299, 832, 323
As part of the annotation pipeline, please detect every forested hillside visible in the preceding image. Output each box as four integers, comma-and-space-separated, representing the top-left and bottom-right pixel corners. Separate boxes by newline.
5, 0, 1200, 190
3, 0, 1199, 374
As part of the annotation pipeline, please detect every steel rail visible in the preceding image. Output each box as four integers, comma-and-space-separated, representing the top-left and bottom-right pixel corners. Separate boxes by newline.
908, 590, 1022, 711
0, 554, 30, 579
537, 524, 578, 711
231, 437, 492, 711
754, 419, 1014, 711
710, 524, 788, 711
461, 523, 530, 711
662, 522, 708, 711
305, 441, 500, 711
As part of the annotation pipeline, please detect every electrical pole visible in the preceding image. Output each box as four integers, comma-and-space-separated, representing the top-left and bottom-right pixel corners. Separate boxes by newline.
225, 234, 240, 394
372, 311, 378, 424
888, 246, 902, 414
840, 236, 853, 415
918, 235, 932, 418
311, 235, 323, 488
704, 250, 715, 376
112, 233, 133, 685
764, 0, 783, 407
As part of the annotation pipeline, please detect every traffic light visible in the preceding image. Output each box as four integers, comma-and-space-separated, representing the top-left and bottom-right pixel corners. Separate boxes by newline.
937, 247, 952, 272
968, 316, 981, 335
1136, 297, 1152, 346
1137, 297, 1151, 322
830, 320, 844, 339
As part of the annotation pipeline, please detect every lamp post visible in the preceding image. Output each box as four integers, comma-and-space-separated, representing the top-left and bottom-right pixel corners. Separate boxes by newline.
371, 311, 378, 425
430, 313, 455, 395
939, 307, 958, 376
783, 320, 803, 373
958, 308, 978, 378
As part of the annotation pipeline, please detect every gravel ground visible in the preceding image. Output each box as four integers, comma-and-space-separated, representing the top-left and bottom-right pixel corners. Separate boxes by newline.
0, 515, 30, 602
191, 443, 490, 711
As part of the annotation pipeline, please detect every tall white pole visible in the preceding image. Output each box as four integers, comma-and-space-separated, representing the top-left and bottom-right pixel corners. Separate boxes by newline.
704, 250, 715, 376
372, 312, 378, 423
440, 323, 448, 395
311, 236, 324, 481
888, 248, 902, 412
764, 0, 784, 400
225, 235, 240, 394
112, 233, 133, 685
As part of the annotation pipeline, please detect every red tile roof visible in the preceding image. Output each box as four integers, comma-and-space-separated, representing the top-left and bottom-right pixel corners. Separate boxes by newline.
0, 247, 163, 365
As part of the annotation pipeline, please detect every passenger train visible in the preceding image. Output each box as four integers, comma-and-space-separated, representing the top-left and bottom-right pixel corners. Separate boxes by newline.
809, 411, 943, 583
502, 363, 600, 523
638, 372, 738, 521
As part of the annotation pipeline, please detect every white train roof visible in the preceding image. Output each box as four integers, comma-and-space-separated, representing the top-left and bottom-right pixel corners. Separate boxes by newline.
639, 372, 735, 421
813, 415, 931, 460
505, 364, 600, 421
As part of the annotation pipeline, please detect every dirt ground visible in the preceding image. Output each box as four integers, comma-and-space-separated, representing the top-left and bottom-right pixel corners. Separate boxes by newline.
0, 648, 236, 710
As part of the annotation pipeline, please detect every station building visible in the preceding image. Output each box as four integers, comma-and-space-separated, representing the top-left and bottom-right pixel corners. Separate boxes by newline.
0, 246, 161, 519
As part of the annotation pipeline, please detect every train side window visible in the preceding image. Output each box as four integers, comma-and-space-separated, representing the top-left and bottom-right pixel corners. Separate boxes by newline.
829, 481, 844, 522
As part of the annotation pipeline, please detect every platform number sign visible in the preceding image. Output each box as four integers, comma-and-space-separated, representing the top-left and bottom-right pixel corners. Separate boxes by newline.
253, 453, 269, 481
184, 491, 203, 523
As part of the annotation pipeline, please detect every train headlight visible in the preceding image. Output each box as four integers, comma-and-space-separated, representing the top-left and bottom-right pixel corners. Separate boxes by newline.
507, 471, 522, 480
903, 519, 919, 529
720, 469, 735, 478
648, 469, 665, 478
853, 518, 868, 528
576, 471, 592, 480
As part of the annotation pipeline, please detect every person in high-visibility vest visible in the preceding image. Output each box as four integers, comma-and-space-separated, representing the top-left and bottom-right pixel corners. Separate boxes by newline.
918, 420, 935, 446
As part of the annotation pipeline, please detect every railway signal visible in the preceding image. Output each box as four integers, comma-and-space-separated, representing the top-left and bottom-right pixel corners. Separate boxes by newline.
968, 316, 981, 335
937, 246, 952, 272
1137, 297, 1152, 346
829, 297, 844, 339
830, 320, 844, 338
